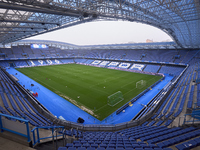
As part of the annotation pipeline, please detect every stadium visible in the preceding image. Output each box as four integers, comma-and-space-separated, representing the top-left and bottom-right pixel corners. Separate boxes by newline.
0, 1, 200, 150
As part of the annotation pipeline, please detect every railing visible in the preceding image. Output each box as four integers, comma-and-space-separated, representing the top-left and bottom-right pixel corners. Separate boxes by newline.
178, 116, 185, 127
0, 113, 31, 142
52, 128, 67, 150
183, 114, 200, 125
31, 126, 64, 146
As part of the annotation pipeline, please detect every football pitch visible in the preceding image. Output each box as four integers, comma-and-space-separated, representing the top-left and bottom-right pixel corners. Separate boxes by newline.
16, 64, 162, 120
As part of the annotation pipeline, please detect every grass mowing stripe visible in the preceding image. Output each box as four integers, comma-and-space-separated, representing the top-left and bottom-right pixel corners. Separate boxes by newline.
16, 64, 162, 120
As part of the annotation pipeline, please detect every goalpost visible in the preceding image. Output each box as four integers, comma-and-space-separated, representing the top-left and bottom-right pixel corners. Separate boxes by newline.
136, 80, 146, 89
107, 91, 124, 107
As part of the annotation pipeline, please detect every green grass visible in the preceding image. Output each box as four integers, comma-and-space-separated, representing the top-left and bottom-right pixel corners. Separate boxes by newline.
16, 64, 162, 120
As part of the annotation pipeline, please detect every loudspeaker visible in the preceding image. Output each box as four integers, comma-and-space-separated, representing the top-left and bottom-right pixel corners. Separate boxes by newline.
77, 117, 84, 123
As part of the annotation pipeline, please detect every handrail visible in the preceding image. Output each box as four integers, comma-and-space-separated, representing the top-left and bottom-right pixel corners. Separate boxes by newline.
0, 113, 31, 142
183, 113, 200, 125
52, 129, 57, 150
62, 129, 66, 146
31, 126, 64, 146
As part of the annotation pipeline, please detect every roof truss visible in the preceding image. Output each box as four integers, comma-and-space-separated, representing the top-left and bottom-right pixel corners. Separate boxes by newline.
0, 0, 199, 48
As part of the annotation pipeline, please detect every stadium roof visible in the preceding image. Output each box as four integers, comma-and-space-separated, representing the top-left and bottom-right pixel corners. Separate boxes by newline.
0, 0, 199, 49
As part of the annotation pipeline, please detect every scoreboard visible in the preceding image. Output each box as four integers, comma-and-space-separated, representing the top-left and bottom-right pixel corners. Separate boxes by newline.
31, 44, 48, 49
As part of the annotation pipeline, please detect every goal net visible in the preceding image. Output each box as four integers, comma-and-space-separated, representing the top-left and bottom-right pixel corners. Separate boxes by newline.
107, 91, 124, 107
136, 80, 146, 89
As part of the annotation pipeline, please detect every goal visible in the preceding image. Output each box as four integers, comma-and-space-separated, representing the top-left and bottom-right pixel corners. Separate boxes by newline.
107, 91, 124, 107
136, 80, 146, 89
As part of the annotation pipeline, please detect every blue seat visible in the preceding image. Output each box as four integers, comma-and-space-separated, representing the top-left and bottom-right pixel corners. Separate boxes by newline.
194, 137, 200, 145
176, 140, 198, 150
80, 140, 87, 144
68, 147, 76, 150
106, 148, 115, 150
97, 148, 105, 150
179, 135, 187, 141
135, 148, 144, 150
107, 144, 115, 148
58, 147, 67, 150
175, 143, 188, 150
87, 148, 95, 150
65, 143, 73, 148
144, 148, 153, 150
156, 142, 164, 148
102, 141, 109, 144
109, 141, 116, 144
162, 140, 171, 147
82, 143, 90, 148
99, 144, 107, 148
173, 137, 181, 143
73, 141, 80, 144
95, 141, 101, 144
146, 139, 153, 144
125, 148, 134, 150
130, 140, 137, 144
148, 144, 158, 148
116, 143, 124, 148
124, 143, 133, 148
167, 139, 176, 145
90, 143, 98, 148
132, 144, 141, 148
116, 148, 124, 150
74, 143, 81, 148
140, 143, 149, 148
77, 148, 86, 150
88, 140, 94, 144
154, 137, 162, 143
117, 141, 123, 144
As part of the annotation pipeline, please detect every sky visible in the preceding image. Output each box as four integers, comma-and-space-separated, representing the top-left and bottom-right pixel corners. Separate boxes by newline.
27, 20, 173, 46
